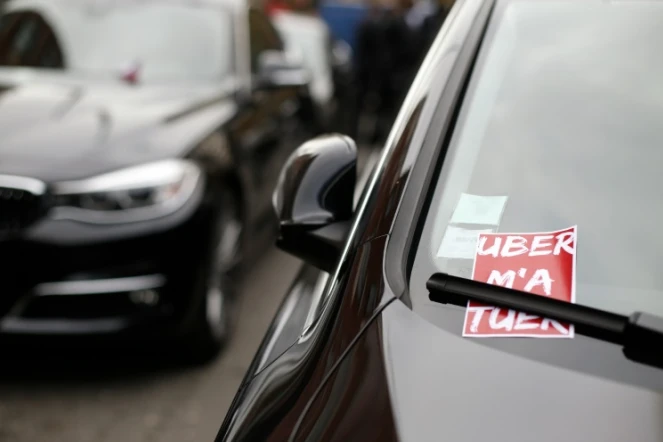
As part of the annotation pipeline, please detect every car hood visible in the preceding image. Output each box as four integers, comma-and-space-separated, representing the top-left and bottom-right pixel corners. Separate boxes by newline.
0, 68, 237, 182
379, 300, 663, 442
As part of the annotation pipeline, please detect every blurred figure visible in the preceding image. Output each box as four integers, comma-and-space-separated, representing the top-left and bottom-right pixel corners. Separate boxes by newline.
353, 0, 421, 146
291, 0, 317, 14
268, 0, 316, 15
266, 0, 290, 16
406, 0, 439, 66
384, 0, 418, 111
352, 0, 389, 144
420, 0, 450, 52
405, 0, 436, 29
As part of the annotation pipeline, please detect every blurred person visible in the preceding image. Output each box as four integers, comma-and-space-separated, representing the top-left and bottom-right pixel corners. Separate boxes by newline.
353, 0, 401, 145
405, 0, 436, 30
291, 0, 317, 14
269, 0, 316, 15
266, 0, 290, 16
375, 0, 418, 143
420, 0, 450, 52
352, 0, 382, 143
353, 0, 426, 147
405, 0, 438, 66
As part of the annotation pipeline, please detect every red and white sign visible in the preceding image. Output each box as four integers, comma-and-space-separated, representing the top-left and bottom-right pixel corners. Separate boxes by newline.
462, 226, 577, 338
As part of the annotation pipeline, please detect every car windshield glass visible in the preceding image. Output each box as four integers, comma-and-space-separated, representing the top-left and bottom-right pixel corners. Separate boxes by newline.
45, 1, 232, 81
407, 0, 663, 388
411, 0, 663, 318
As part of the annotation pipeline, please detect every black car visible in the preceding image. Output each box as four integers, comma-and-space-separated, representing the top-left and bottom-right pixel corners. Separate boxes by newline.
0, 0, 315, 363
219, 0, 663, 439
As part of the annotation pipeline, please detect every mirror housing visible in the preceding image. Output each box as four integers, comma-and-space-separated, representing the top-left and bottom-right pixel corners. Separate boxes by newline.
256, 50, 310, 90
273, 134, 357, 272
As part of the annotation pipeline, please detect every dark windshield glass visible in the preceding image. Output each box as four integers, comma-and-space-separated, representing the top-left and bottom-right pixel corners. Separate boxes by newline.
408, 0, 663, 387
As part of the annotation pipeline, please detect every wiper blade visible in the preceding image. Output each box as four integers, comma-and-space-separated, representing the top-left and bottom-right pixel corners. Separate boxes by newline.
427, 272, 663, 371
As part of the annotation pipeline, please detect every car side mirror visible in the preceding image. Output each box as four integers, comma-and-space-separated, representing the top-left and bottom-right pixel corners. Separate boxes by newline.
256, 50, 310, 90
273, 134, 357, 272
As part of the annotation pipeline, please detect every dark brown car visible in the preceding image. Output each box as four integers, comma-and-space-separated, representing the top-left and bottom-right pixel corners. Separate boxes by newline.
218, 0, 663, 440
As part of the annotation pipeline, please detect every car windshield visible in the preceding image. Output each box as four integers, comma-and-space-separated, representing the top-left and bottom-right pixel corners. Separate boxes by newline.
410, 0, 663, 319
8, 0, 233, 81
407, 0, 663, 386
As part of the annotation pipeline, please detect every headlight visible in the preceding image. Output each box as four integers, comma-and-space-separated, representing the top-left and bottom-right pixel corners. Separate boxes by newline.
50, 159, 203, 223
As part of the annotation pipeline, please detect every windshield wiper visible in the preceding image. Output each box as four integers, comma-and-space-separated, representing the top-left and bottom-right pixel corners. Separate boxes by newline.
427, 273, 663, 371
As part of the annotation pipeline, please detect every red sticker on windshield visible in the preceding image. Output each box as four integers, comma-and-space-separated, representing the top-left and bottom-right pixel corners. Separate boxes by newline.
462, 226, 577, 338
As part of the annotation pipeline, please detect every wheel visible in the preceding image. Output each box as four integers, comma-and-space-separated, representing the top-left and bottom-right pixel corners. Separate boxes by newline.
179, 189, 243, 365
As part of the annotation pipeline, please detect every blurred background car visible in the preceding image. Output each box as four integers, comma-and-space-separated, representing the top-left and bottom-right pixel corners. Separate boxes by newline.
0, 0, 313, 364
271, 9, 355, 134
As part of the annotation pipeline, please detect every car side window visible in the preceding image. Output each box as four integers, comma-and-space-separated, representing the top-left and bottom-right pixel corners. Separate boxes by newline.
37, 33, 64, 68
0, 12, 38, 66
248, 8, 283, 74
0, 12, 19, 34
0, 12, 20, 59
0, 11, 64, 69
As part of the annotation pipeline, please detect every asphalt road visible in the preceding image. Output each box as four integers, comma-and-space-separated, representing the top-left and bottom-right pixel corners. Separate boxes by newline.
0, 249, 304, 442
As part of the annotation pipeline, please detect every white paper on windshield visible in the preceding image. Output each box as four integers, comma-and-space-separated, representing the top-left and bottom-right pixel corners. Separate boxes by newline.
436, 226, 494, 260
449, 193, 508, 226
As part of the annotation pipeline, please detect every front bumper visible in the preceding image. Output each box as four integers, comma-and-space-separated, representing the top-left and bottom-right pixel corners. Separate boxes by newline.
0, 197, 215, 338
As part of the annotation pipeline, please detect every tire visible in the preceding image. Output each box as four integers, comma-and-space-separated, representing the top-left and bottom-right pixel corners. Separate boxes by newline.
178, 189, 243, 365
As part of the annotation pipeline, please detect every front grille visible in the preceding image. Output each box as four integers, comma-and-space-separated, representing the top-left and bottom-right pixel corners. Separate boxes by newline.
0, 186, 46, 236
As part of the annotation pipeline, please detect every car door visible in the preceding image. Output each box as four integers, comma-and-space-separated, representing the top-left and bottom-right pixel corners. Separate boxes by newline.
228, 8, 304, 226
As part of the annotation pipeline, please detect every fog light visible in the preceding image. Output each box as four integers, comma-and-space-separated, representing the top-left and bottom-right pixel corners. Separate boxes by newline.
129, 289, 160, 306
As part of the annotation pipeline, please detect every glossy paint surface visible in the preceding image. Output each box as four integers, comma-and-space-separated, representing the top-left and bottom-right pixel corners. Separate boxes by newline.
273, 134, 357, 228
219, 0, 663, 439
217, 0, 492, 439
